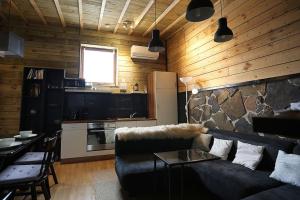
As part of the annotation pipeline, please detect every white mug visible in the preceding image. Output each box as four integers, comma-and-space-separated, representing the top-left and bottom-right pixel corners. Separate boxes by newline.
20, 130, 32, 138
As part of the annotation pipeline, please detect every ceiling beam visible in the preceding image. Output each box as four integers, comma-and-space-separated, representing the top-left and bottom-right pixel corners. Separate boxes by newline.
78, 0, 83, 29
97, 0, 107, 31
53, 0, 66, 28
113, 0, 131, 33
161, 12, 185, 35
143, 0, 180, 36
28, 0, 47, 25
7, 0, 28, 24
128, 0, 154, 35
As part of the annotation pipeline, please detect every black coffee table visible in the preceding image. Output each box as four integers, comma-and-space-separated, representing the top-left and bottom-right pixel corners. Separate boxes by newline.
154, 149, 219, 200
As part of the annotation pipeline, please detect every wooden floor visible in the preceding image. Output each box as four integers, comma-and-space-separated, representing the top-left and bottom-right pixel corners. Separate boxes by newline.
18, 159, 116, 200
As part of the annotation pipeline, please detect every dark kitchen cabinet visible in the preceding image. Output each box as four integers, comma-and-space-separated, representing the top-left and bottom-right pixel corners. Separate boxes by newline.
45, 69, 65, 134
111, 94, 148, 118
85, 93, 112, 120
132, 94, 148, 117
20, 67, 65, 135
63, 93, 85, 120
113, 94, 133, 118
63, 93, 148, 120
64, 92, 112, 120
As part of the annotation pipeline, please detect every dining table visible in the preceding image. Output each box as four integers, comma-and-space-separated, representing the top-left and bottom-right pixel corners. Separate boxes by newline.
0, 133, 45, 170
0, 132, 45, 199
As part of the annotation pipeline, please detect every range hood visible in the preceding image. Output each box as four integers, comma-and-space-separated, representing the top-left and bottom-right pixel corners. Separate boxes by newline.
0, 31, 24, 58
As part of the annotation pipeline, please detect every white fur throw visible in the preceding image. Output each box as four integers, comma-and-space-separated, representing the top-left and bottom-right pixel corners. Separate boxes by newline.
115, 123, 208, 141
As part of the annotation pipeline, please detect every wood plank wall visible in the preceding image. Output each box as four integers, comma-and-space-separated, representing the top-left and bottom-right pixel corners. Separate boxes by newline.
0, 64, 23, 137
167, 0, 300, 92
0, 25, 166, 136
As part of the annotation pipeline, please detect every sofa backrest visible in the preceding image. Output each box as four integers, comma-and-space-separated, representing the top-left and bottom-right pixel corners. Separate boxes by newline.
293, 144, 300, 155
208, 129, 296, 171
115, 135, 194, 156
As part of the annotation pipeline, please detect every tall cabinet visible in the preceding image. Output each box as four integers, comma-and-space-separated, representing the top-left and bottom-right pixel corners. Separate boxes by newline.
148, 71, 178, 125
20, 67, 65, 135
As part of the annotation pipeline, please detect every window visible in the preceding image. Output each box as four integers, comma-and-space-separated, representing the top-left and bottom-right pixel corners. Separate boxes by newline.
80, 44, 117, 85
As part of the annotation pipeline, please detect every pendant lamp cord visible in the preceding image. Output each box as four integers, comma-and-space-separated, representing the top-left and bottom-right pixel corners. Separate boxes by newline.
154, 0, 157, 29
220, 0, 223, 17
8, 0, 12, 31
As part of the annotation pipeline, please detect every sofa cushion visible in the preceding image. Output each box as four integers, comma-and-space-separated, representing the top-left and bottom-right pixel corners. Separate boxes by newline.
209, 138, 233, 160
232, 141, 264, 170
115, 154, 165, 193
208, 129, 295, 171
241, 184, 300, 200
270, 150, 300, 187
190, 159, 282, 200
14, 152, 46, 164
0, 165, 42, 185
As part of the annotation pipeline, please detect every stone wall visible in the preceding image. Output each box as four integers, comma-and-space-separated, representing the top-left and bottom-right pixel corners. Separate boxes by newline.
178, 76, 300, 134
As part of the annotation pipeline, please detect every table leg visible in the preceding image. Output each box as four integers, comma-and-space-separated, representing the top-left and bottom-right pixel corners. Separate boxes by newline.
181, 165, 184, 200
168, 165, 172, 200
0, 155, 8, 171
153, 156, 157, 193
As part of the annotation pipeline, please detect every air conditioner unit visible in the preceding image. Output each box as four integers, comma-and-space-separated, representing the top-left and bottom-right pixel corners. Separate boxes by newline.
131, 45, 159, 60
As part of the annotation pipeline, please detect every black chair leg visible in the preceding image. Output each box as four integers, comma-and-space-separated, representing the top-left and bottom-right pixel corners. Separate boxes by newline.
46, 176, 51, 198
50, 163, 58, 184
41, 180, 50, 200
31, 183, 37, 200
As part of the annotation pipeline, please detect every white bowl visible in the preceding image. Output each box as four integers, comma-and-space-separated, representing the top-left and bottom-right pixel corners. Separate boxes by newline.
0, 138, 15, 146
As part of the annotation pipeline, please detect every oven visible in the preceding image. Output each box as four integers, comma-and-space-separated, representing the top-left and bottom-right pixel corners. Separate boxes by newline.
86, 122, 116, 151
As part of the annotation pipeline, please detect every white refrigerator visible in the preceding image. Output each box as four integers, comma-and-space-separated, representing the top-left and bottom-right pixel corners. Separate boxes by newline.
148, 71, 178, 125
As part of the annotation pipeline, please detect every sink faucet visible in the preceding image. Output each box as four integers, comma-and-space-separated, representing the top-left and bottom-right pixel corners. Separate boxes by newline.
130, 112, 137, 119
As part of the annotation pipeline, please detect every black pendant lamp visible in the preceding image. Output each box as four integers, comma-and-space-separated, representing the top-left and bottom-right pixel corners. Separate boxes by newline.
214, 0, 233, 42
186, 0, 215, 22
148, 0, 165, 52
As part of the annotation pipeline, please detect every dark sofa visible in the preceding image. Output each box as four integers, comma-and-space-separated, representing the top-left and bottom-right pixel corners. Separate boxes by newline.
115, 136, 194, 194
115, 129, 300, 199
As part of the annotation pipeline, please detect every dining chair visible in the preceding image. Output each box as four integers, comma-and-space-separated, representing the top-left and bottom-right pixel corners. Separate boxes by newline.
14, 130, 62, 184
0, 134, 58, 200
0, 190, 15, 200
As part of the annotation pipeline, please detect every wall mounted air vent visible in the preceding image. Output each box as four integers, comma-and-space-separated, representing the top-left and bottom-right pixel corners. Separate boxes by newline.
0, 32, 24, 58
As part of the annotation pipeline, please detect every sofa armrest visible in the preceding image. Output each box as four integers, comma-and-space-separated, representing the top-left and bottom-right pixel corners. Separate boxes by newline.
115, 134, 194, 156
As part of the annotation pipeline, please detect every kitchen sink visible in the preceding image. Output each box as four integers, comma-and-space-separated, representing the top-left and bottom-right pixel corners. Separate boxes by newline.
116, 117, 147, 121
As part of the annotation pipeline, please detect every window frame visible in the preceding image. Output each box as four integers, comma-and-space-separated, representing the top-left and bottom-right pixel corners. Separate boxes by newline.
80, 44, 118, 86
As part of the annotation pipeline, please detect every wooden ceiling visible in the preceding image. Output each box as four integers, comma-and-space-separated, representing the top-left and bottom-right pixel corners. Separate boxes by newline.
0, 0, 220, 38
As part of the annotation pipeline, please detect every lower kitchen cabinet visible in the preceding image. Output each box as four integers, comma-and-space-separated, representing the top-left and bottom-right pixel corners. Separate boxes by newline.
61, 123, 114, 161
61, 119, 156, 162
61, 123, 87, 159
